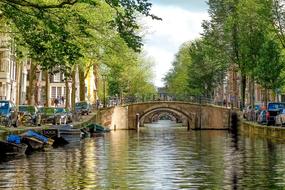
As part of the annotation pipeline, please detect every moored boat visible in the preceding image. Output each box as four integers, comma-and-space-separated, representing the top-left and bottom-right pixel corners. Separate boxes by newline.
0, 135, 27, 156
86, 123, 111, 134
42, 128, 69, 147
43, 124, 82, 145
56, 124, 82, 143
21, 130, 54, 152
21, 137, 44, 151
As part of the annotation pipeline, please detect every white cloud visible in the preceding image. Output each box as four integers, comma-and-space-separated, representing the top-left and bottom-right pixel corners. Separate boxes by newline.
143, 5, 209, 87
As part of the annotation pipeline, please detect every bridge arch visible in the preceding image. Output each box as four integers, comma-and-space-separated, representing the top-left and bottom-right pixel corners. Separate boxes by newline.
149, 111, 181, 123
139, 106, 196, 127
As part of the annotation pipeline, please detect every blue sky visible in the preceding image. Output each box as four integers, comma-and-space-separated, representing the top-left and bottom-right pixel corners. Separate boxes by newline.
143, 0, 209, 87
152, 0, 208, 12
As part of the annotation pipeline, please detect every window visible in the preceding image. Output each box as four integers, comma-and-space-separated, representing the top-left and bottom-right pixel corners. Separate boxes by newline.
0, 52, 6, 72
0, 102, 8, 109
57, 87, 62, 97
51, 87, 56, 98
53, 73, 61, 83
61, 73, 65, 82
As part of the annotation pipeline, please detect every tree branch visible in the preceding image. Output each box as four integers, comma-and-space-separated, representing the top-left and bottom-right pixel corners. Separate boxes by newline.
1, 0, 78, 9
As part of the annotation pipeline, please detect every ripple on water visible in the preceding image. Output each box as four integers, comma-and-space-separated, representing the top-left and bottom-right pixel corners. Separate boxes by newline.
0, 121, 285, 189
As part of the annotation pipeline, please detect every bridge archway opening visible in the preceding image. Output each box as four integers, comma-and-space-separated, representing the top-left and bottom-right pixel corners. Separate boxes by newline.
139, 107, 193, 127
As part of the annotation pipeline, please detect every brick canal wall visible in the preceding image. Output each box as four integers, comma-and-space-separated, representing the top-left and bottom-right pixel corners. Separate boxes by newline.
241, 121, 285, 140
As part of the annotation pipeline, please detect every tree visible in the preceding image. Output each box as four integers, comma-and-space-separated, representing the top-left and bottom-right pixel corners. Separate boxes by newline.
255, 35, 285, 104
164, 42, 192, 96
0, 0, 159, 71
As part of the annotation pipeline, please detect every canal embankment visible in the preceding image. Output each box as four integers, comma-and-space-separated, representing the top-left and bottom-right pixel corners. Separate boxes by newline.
241, 121, 285, 141
0, 112, 97, 138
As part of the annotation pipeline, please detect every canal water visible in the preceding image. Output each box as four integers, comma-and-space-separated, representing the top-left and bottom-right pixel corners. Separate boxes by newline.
1, 120, 285, 189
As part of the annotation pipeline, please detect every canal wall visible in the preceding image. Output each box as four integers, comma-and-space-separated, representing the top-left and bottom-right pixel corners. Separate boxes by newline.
95, 106, 128, 130
241, 121, 285, 140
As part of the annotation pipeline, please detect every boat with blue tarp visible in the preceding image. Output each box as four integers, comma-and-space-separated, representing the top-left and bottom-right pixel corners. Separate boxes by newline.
0, 135, 27, 156
21, 130, 54, 152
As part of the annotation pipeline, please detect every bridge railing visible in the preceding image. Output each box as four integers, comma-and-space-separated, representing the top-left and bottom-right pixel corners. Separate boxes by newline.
115, 94, 228, 108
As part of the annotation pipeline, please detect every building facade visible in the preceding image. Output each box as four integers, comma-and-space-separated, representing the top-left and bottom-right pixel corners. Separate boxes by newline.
0, 34, 98, 106
0, 35, 17, 102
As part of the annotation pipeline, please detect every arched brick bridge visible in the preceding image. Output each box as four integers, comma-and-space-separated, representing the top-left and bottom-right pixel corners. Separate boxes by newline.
96, 101, 231, 130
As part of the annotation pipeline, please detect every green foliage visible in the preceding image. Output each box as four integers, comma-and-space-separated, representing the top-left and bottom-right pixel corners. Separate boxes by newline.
105, 52, 156, 99
255, 35, 285, 90
0, 0, 159, 73
164, 42, 191, 95
164, 0, 285, 102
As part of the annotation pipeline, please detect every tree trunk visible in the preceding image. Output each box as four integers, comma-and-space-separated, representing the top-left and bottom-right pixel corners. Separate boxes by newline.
232, 69, 239, 108
265, 88, 268, 108
79, 66, 85, 101
15, 60, 21, 106
249, 76, 255, 107
34, 68, 40, 106
45, 71, 50, 107
71, 68, 76, 111
93, 63, 99, 101
18, 61, 23, 105
65, 79, 70, 109
27, 61, 36, 105
240, 73, 246, 110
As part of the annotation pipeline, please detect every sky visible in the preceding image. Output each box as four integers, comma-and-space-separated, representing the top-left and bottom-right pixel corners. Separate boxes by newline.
143, 0, 209, 87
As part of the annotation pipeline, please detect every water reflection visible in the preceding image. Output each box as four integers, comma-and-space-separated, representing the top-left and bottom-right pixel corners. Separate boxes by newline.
0, 121, 285, 189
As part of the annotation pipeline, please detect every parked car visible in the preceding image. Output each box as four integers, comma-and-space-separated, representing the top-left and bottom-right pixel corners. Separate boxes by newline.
55, 108, 72, 124
257, 110, 267, 124
266, 102, 285, 126
18, 105, 41, 126
275, 109, 285, 126
0, 100, 18, 127
75, 101, 92, 115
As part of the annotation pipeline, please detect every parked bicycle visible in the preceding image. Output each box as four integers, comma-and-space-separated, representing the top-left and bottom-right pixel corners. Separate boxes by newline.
0, 115, 12, 127
20, 113, 36, 127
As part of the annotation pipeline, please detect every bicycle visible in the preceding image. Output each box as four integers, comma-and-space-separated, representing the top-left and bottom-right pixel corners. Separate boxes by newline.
21, 114, 36, 127
0, 115, 12, 127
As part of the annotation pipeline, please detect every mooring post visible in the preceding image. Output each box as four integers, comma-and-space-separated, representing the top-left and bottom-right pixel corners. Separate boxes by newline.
136, 113, 140, 131
187, 120, 190, 131
199, 96, 202, 129
114, 124, 116, 131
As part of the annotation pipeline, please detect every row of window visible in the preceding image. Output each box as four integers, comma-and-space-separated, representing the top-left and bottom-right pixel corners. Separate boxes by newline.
26, 71, 65, 83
